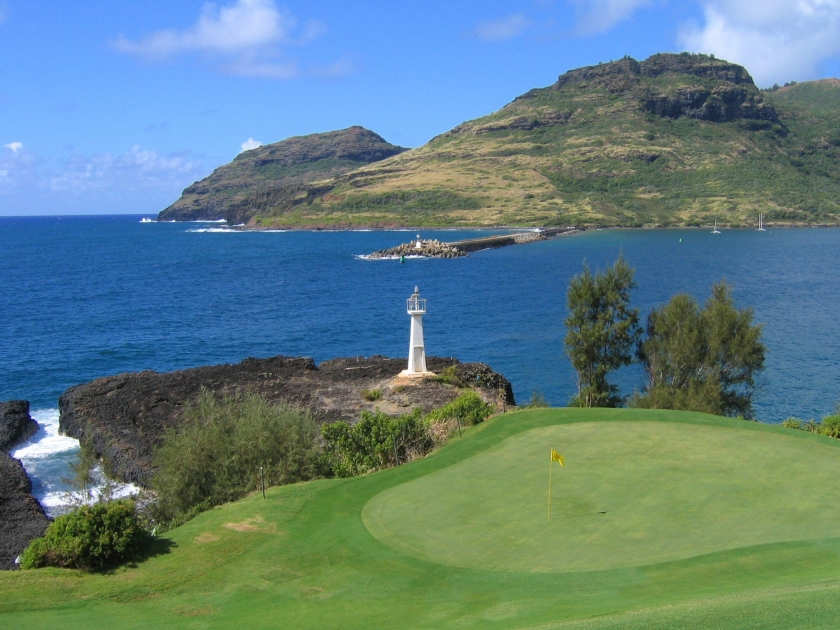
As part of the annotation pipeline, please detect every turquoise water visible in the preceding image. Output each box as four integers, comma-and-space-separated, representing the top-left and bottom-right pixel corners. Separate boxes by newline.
2, 216, 839, 505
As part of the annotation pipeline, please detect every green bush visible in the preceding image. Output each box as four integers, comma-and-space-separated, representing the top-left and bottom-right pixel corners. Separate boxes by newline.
21, 500, 148, 570
428, 365, 466, 388
782, 417, 804, 430
426, 391, 495, 427
321, 408, 432, 478
361, 388, 382, 401
525, 392, 550, 408
152, 391, 321, 521
819, 415, 840, 438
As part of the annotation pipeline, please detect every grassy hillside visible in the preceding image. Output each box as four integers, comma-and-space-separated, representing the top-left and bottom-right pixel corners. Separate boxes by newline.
5, 408, 840, 628
242, 53, 840, 229
157, 126, 407, 222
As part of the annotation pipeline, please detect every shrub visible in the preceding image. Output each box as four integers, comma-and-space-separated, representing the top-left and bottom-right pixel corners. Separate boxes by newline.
427, 365, 465, 388
152, 391, 321, 521
819, 415, 840, 438
525, 392, 550, 408
426, 391, 494, 427
321, 408, 432, 478
782, 417, 804, 430
361, 388, 382, 401
21, 500, 148, 570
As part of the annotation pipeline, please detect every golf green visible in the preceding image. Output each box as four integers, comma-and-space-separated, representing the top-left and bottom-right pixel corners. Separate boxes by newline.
6, 409, 840, 629
363, 420, 840, 571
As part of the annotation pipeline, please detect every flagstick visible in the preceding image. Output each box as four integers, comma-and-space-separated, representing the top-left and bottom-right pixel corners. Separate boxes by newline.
547, 455, 553, 521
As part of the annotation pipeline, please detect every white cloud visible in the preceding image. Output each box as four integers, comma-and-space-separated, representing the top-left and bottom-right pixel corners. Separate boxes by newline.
679, 1, 840, 86
112, 0, 344, 79
240, 138, 263, 152
570, 0, 653, 35
4, 141, 23, 153
49, 146, 202, 193
113, 0, 292, 58
473, 13, 533, 41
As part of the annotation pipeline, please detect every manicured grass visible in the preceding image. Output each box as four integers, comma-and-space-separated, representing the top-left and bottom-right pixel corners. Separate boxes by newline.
4, 408, 840, 629
364, 420, 840, 572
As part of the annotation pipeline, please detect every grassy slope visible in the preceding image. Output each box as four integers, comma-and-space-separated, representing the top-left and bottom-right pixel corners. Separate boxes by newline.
4, 408, 840, 628
253, 60, 840, 229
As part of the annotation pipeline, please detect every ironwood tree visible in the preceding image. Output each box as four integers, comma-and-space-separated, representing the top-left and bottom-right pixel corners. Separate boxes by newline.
634, 281, 765, 417
564, 256, 641, 407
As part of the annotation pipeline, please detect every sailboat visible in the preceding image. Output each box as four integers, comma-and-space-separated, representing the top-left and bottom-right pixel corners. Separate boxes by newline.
712, 219, 721, 234
757, 213, 767, 232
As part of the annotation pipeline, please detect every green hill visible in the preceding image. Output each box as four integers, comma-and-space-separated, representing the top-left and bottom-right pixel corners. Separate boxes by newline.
5, 408, 840, 628
157, 126, 407, 222
165, 52, 840, 229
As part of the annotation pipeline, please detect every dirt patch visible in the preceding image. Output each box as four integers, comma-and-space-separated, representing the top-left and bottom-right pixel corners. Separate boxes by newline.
223, 516, 273, 533
194, 532, 220, 543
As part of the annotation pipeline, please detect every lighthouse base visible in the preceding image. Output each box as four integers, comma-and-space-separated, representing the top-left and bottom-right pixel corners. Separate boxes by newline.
398, 369, 436, 379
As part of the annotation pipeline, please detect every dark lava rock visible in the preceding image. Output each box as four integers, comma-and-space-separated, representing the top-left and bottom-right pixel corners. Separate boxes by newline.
0, 400, 38, 451
59, 355, 515, 487
1, 401, 49, 571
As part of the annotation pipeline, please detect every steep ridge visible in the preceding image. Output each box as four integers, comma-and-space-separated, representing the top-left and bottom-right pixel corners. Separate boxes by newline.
158, 126, 407, 222
235, 53, 839, 228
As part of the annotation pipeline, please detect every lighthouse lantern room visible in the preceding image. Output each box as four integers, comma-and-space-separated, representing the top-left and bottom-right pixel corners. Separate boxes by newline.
401, 286, 432, 377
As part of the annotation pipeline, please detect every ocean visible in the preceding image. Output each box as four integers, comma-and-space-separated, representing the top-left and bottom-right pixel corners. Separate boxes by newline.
2, 215, 839, 512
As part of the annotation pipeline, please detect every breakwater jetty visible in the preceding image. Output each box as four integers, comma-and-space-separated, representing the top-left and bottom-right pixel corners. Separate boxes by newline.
365, 227, 580, 259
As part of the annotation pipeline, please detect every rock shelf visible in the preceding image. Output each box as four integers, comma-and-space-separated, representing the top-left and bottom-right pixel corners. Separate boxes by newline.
365, 227, 579, 259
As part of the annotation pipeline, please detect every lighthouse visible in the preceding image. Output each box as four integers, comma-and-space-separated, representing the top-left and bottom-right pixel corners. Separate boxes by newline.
401, 286, 431, 377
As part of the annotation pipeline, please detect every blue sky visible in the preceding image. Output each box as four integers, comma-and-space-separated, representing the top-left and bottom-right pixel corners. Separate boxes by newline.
3, 0, 840, 215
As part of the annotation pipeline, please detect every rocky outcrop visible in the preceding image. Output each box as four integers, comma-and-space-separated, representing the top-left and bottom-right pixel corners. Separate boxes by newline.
367, 239, 466, 259
158, 127, 407, 222
59, 355, 515, 487
514, 53, 778, 125
643, 85, 778, 123
0, 400, 38, 451
1, 401, 49, 570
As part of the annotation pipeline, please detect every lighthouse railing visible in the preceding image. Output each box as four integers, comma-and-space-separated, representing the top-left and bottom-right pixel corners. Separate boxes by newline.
407, 296, 426, 313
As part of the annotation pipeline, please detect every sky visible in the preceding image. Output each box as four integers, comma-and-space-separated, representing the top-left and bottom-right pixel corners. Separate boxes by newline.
2, 0, 840, 216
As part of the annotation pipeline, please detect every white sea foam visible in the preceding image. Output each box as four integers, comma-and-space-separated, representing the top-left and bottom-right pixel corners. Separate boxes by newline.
12, 409, 139, 517
354, 254, 428, 260
139, 217, 156, 223
186, 227, 240, 233
12, 409, 77, 460
39, 468, 140, 515
187, 227, 288, 233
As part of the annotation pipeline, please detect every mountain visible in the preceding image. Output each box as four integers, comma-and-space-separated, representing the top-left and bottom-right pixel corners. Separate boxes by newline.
162, 54, 840, 228
158, 126, 408, 222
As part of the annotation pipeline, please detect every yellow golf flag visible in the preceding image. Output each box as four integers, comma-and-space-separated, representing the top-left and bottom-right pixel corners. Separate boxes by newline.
551, 449, 564, 467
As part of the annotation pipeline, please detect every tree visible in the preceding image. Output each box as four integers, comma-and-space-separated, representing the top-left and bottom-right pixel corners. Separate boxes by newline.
564, 256, 641, 407
634, 281, 765, 417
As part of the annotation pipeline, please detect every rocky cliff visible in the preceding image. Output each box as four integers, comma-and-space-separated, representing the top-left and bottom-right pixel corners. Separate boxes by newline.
0, 401, 49, 570
0, 400, 38, 451
158, 126, 407, 223
59, 355, 514, 487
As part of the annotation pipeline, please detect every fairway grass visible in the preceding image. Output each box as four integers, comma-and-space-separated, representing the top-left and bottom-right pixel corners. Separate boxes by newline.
4, 408, 840, 629
364, 421, 840, 572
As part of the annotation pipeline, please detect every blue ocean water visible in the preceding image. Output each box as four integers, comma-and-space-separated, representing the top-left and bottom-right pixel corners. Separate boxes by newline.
2, 215, 839, 505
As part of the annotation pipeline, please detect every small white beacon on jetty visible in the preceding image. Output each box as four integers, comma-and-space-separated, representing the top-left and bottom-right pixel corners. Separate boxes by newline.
415, 234, 423, 249
401, 286, 433, 377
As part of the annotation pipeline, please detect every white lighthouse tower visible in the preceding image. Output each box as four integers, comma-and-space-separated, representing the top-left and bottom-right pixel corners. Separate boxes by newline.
401, 286, 431, 377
